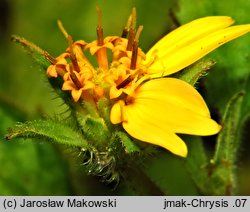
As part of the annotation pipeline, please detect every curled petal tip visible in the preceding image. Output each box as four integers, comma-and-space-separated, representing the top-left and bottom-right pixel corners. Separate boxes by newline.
146, 17, 250, 77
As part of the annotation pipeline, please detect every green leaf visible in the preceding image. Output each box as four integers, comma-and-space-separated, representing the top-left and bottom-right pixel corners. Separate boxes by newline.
0, 110, 71, 195
210, 91, 244, 195
173, 59, 215, 86
6, 119, 88, 148
213, 91, 244, 163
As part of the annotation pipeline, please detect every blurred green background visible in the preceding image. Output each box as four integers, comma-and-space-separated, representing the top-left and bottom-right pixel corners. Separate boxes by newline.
0, 0, 250, 195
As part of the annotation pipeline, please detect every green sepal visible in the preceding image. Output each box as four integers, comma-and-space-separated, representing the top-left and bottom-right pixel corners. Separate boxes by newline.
5, 119, 89, 148
97, 98, 142, 154
173, 59, 215, 86
75, 113, 110, 149
113, 131, 140, 154
97, 97, 113, 129
48, 78, 72, 104
11, 35, 51, 70
11, 35, 81, 113
209, 91, 244, 195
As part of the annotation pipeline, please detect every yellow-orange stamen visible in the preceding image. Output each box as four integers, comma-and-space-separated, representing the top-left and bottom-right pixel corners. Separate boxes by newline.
116, 76, 133, 90
67, 36, 81, 73
57, 20, 69, 40
95, 5, 108, 70
130, 25, 143, 70
96, 5, 104, 46
126, 8, 136, 51
70, 71, 82, 89
121, 14, 132, 38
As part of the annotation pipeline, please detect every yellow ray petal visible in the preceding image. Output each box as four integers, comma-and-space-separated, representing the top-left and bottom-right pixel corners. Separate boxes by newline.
135, 78, 210, 117
121, 78, 220, 145
146, 16, 234, 59
122, 105, 188, 157
146, 19, 250, 77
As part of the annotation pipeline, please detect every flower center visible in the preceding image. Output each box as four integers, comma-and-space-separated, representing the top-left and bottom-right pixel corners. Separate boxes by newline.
47, 7, 151, 103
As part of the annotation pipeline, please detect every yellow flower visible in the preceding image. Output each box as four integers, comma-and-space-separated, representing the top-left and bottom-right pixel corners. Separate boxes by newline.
47, 12, 250, 157
62, 69, 95, 102
110, 16, 250, 157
